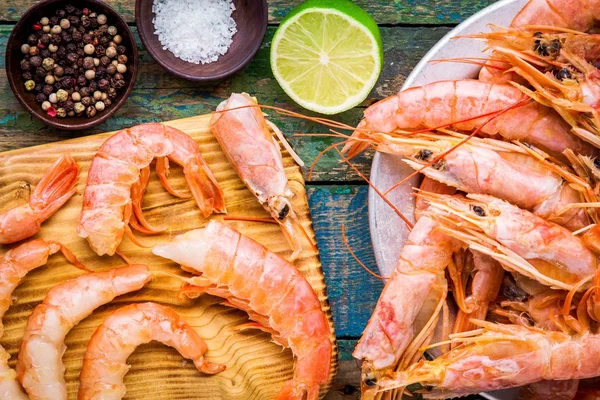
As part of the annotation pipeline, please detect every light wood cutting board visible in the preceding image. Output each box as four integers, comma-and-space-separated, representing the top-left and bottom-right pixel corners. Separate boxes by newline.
0, 114, 338, 399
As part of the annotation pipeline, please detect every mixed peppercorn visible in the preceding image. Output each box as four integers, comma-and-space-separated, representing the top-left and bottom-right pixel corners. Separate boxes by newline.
19, 4, 130, 119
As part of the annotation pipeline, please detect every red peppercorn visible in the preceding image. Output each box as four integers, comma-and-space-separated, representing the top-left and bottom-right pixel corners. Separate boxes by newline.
47, 106, 57, 117
82, 8, 90, 15
37, 42, 45, 49
92, 37, 99, 46
33, 22, 42, 31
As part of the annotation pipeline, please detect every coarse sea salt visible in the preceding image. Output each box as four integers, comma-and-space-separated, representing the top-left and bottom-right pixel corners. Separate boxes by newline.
152, 0, 237, 65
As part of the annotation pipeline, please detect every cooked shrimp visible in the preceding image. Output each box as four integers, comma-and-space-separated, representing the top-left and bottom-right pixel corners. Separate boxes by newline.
16, 265, 152, 400
478, 0, 600, 83
78, 302, 224, 400
342, 80, 596, 160
0, 155, 79, 244
210, 93, 307, 260
421, 192, 597, 289
77, 123, 225, 256
353, 131, 591, 230
379, 320, 600, 398
0, 239, 85, 400
152, 220, 333, 400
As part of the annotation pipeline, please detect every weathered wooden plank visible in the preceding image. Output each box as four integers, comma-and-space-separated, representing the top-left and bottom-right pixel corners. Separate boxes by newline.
1, 0, 497, 25
308, 186, 383, 338
0, 25, 450, 181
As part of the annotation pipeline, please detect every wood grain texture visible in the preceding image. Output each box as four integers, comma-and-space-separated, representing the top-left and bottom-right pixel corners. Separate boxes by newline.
0, 0, 496, 25
0, 26, 451, 181
0, 114, 337, 399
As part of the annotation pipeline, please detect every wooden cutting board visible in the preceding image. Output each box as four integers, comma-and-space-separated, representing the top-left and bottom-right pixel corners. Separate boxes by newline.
0, 114, 338, 399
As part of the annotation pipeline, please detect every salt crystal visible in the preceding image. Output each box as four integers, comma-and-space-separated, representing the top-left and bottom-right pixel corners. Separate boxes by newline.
152, 0, 237, 65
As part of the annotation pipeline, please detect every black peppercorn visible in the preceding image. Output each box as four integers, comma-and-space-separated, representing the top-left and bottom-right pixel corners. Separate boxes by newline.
63, 66, 75, 76
66, 43, 77, 52
81, 17, 91, 28
96, 25, 108, 35
96, 67, 106, 79
77, 58, 83, 67
53, 65, 64, 77
20, 59, 31, 71
107, 87, 117, 99
61, 33, 72, 43
49, 16, 59, 26
43, 84, 54, 95
83, 57, 95, 69
56, 9, 66, 18
35, 93, 47, 104
35, 66, 46, 78
68, 15, 79, 26
40, 49, 51, 58
35, 30, 44, 38
95, 45, 106, 57
22, 71, 33, 80
40, 34, 51, 45
72, 30, 82, 42
34, 83, 43, 92
65, 4, 75, 13
77, 75, 87, 86
104, 98, 112, 107
99, 35, 110, 46
77, 48, 84, 57
74, 7, 82, 16
53, 82, 62, 91
66, 52, 78, 63
113, 72, 123, 81
98, 78, 109, 90
81, 96, 91, 106
27, 34, 38, 46
64, 100, 75, 112
30, 56, 42, 68
89, 18, 98, 28
117, 45, 126, 55
99, 56, 110, 67
112, 79, 125, 89
88, 81, 98, 91
50, 34, 62, 45
79, 87, 90, 97
61, 77, 74, 89
106, 64, 116, 75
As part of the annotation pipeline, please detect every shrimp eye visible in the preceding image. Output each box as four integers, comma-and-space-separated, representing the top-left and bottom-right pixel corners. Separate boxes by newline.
553, 68, 572, 81
534, 40, 548, 56
533, 31, 543, 38
416, 149, 433, 161
432, 159, 446, 171
547, 39, 561, 55
594, 158, 600, 170
471, 205, 486, 217
364, 378, 377, 387
278, 204, 290, 220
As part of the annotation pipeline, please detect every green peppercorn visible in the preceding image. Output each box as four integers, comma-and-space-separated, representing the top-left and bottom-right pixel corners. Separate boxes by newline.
42, 57, 55, 71
56, 107, 67, 118
74, 102, 85, 114
56, 89, 69, 102
24, 80, 35, 91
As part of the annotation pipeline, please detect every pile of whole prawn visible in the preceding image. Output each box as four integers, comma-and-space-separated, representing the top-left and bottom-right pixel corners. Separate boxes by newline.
0, 93, 333, 400
313, 0, 600, 398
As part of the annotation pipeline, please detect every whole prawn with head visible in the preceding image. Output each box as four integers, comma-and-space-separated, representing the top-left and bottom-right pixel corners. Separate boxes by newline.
210, 93, 309, 260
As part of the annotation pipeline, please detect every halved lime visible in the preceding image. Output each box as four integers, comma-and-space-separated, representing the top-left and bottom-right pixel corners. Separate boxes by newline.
271, 0, 383, 115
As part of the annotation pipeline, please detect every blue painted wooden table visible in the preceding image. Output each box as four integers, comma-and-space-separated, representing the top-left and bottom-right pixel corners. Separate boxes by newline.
0, 1, 496, 397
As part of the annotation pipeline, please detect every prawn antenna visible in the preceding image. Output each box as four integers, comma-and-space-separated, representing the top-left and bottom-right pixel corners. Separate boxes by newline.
341, 224, 385, 280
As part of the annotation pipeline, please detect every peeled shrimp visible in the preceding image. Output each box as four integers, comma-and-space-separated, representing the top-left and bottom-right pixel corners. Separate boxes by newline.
0, 239, 85, 399
479, 0, 600, 83
210, 93, 307, 260
342, 80, 596, 160
422, 192, 597, 289
0, 155, 78, 244
77, 123, 225, 256
78, 302, 224, 400
153, 220, 333, 400
16, 265, 152, 400
378, 320, 600, 399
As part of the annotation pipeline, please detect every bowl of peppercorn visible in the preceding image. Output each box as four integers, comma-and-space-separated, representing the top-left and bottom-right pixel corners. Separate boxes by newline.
6, 0, 138, 130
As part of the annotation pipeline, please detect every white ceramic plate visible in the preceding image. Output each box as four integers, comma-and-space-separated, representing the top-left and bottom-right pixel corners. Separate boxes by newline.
368, 0, 527, 398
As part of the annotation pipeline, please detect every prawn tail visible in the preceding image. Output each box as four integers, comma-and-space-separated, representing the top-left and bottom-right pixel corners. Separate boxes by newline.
156, 156, 192, 199
30, 154, 79, 222
183, 158, 227, 218
131, 166, 167, 234
194, 358, 226, 375
48, 241, 90, 272
340, 120, 373, 160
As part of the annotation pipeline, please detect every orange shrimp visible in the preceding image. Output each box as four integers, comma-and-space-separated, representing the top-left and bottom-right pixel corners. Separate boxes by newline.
77, 123, 225, 256
421, 192, 597, 289
210, 93, 307, 260
479, 0, 600, 83
78, 302, 224, 400
342, 80, 596, 160
152, 220, 333, 400
16, 265, 152, 400
0, 239, 85, 400
377, 320, 600, 398
0, 155, 79, 244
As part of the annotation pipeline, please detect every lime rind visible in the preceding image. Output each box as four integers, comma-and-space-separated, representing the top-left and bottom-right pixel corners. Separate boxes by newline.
271, 1, 382, 115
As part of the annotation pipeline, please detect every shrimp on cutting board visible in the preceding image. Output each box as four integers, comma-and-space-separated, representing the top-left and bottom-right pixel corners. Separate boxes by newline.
16, 265, 152, 400
153, 220, 334, 400
0, 155, 79, 244
0, 239, 86, 399
341, 80, 596, 160
78, 302, 225, 400
77, 123, 225, 256
210, 93, 310, 261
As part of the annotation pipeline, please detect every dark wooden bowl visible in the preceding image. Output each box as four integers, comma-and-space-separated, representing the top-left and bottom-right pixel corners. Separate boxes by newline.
135, 0, 267, 81
6, 0, 138, 131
